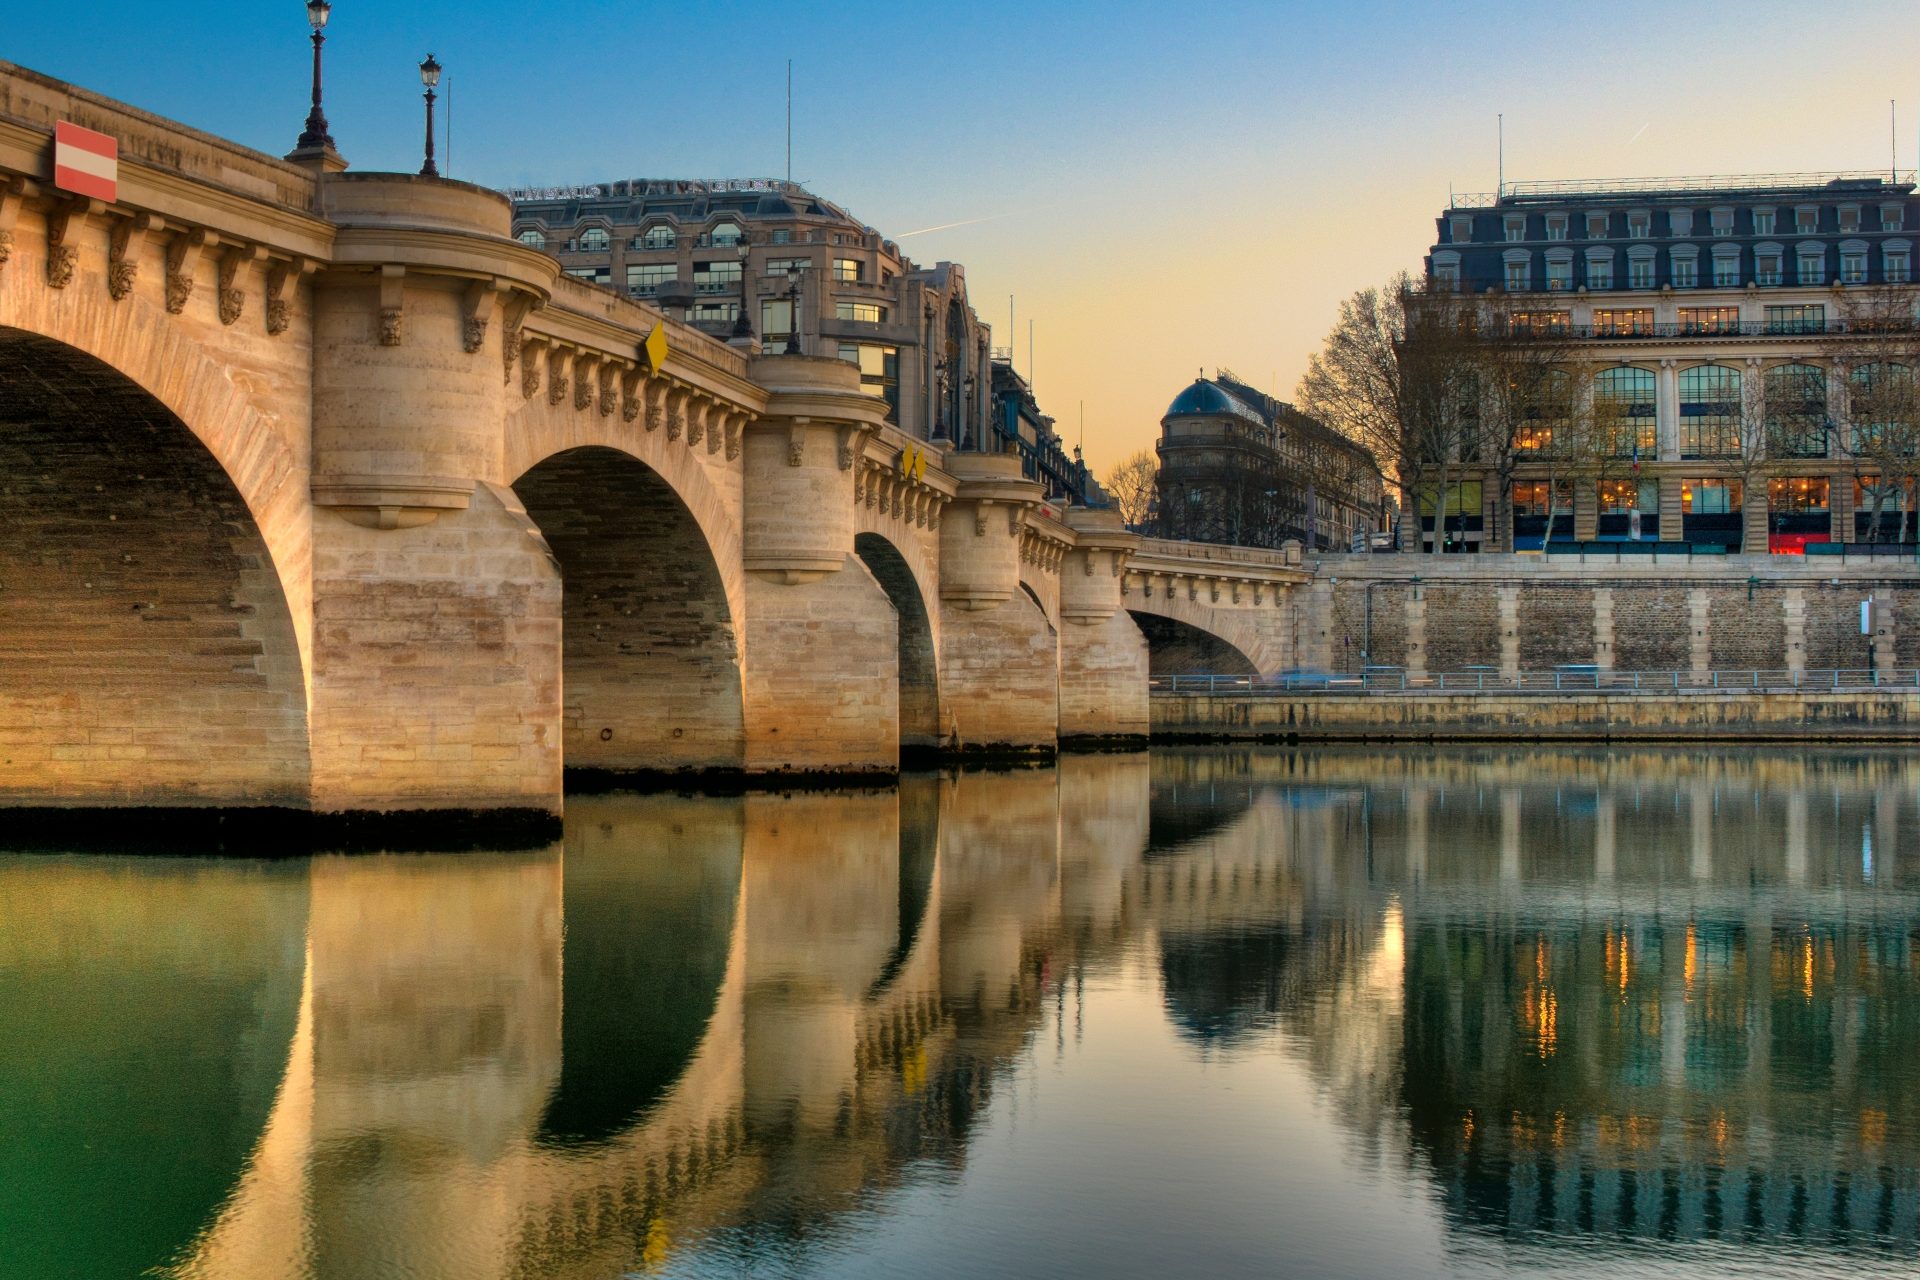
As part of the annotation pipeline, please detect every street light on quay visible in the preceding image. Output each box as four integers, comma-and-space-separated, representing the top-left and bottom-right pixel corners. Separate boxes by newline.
293, 1, 335, 154
418, 53, 442, 178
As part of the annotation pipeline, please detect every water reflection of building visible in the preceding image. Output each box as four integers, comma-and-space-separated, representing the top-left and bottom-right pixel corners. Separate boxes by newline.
1173, 746, 1920, 1256
15, 747, 1920, 1275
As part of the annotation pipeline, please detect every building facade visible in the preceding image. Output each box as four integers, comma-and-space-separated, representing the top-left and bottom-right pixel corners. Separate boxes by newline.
508, 180, 1097, 504
1155, 373, 1384, 552
1426, 172, 1920, 554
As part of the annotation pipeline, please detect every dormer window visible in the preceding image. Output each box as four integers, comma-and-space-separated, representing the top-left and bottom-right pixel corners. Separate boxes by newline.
577, 226, 611, 252
1840, 205, 1861, 232
1503, 215, 1527, 242
1670, 209, 1694, 237
1883, 204, 1906, 232
1795, 206, 1819, 234
1587, 212, 1610, 238
516, 229, 547, 250
1752, 207, 1776, 236
1627, 210, 1651, 239
1545, 214, 1568, 241
1710, 207, 1735, 236
709, 221, 743, 246
1449, 215, 1474, 243
641, 224, 675, 249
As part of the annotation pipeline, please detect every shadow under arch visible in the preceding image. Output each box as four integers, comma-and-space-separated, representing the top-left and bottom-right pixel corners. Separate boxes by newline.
512, 446, 745, 779
0, 328, 310, 806
1127, 609, 1258, 677
853, 532, 941, 755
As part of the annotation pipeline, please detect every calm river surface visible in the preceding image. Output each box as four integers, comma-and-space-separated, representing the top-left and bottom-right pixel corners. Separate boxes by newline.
6, 748, 1920, 1278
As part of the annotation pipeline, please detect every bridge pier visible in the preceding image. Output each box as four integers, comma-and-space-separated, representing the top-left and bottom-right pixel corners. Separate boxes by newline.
1058, 509, 1148, 743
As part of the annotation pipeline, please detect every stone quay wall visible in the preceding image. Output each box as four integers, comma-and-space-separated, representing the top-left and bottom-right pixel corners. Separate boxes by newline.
1302, 553, 1920, 679
1153, 688, 1920, 743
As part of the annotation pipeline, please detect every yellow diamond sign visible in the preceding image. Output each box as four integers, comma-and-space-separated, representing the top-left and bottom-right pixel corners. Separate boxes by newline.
640, 322, 668, 373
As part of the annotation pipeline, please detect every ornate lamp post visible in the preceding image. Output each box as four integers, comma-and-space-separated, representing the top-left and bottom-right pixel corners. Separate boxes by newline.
782, 267, 803, 355
293, 1, 335, 154
730, 240, 755, 346
418, 54, 442, 178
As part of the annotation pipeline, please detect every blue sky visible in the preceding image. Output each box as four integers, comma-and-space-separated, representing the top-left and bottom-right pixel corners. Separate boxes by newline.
9, 1, 1920, 466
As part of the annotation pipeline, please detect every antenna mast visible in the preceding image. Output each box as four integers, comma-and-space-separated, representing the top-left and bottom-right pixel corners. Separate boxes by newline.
1497, 113, 1504, 197
786, 60, 793, 183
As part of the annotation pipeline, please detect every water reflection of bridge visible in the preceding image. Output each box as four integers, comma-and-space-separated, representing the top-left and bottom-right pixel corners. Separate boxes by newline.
9, 748, 1920, 1275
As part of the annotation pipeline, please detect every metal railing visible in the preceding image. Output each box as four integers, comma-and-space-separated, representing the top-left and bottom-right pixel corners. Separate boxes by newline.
1452, 172, 1918, 208
1152, 668, 1920, 695
1504, 319, 1912, 340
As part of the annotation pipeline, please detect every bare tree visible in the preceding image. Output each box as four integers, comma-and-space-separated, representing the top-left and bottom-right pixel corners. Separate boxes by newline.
1102, 447, 1158, 529
1476, 299, 1583, 551
1830, 284, 1920, 543
1299, 274, 1483, 552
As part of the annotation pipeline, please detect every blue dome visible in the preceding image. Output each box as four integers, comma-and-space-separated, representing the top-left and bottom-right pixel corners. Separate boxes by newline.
1165, 379, 1235, 418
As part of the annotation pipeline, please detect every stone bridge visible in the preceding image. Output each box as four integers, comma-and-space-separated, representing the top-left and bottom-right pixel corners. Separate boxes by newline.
0, 63, 1307, 817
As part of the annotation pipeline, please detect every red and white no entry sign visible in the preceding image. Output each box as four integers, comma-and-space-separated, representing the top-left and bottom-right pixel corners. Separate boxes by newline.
53, 121, 117, 202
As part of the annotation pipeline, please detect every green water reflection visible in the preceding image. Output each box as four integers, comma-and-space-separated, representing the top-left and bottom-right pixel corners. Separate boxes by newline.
4, 749, 1920, 1277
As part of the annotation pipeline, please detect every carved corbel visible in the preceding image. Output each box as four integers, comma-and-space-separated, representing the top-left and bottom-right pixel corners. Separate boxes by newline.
1253, 585, 1265, 606
376, 264, 406, 345
45, 198, 101, 289
217, 243, 265, 325
598, 362, 619, 416
687, 401, 706, 448
0, 177, 31, 271
974, 499, 994, 536
501, 294, 535, 384
1188, 580, 1199, 602
837, 423, 871, 471
107, 211, 160, 301
725, 413, 744, 461
707, 406, 725, 454
620, 368, 644, 422
573, 353, 597, 411
786, 421, 805, 465
263, 256, 313, 335
916, 491, 930, 529
520, 335, 547, 399
462, 279, 500, 354
549, 347, 573, 406
1230, 582, 1243, 604
643, 378, 668, 432
1006, 505, 1023, 536
666, 386, 688, 441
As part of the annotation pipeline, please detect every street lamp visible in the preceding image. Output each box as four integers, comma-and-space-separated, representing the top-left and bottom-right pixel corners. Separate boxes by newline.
294, 1, 335, 153
783, 267, 803, 355
730, 240, 755, 345
418, 54, 442, 178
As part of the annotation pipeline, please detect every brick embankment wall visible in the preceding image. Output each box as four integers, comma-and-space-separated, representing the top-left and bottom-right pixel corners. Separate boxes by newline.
1152, 690, 1920, 742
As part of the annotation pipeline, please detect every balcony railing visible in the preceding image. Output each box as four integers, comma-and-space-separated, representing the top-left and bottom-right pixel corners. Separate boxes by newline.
693, 278, 741, 294
1505, 319, 1915, 340
1153, 667, 1920, 695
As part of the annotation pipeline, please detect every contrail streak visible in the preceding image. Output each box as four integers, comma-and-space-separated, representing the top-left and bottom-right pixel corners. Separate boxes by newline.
1628, 122, 1650, 145
894, 212, 1016, 238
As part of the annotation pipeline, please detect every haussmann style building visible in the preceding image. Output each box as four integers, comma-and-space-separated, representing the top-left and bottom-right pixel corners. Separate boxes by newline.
509, 179, 1100, 505
1424, 171, 1920, 555
1154, 372, 1385, 553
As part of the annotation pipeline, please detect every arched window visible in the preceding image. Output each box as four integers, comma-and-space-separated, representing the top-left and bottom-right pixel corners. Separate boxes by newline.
708, 221, 743, 246
577, 226, 611, 252
516, 229, 546, 249
1764, 363, 1827, 457
1678, 364, 1741, 458
1594, 366, 1656, 457
641, 224, 676, 250
1849, 362, 1918, 455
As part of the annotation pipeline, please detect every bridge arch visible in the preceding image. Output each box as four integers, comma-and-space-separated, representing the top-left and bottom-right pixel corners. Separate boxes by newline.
1126, 602, 1268, 675
0, 328, 311, 803
853, 532, 942, 754
511, 445, 744, 778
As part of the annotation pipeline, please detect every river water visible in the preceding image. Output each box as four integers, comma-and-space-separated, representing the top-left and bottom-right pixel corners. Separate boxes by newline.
5, 748, 1920, 1279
